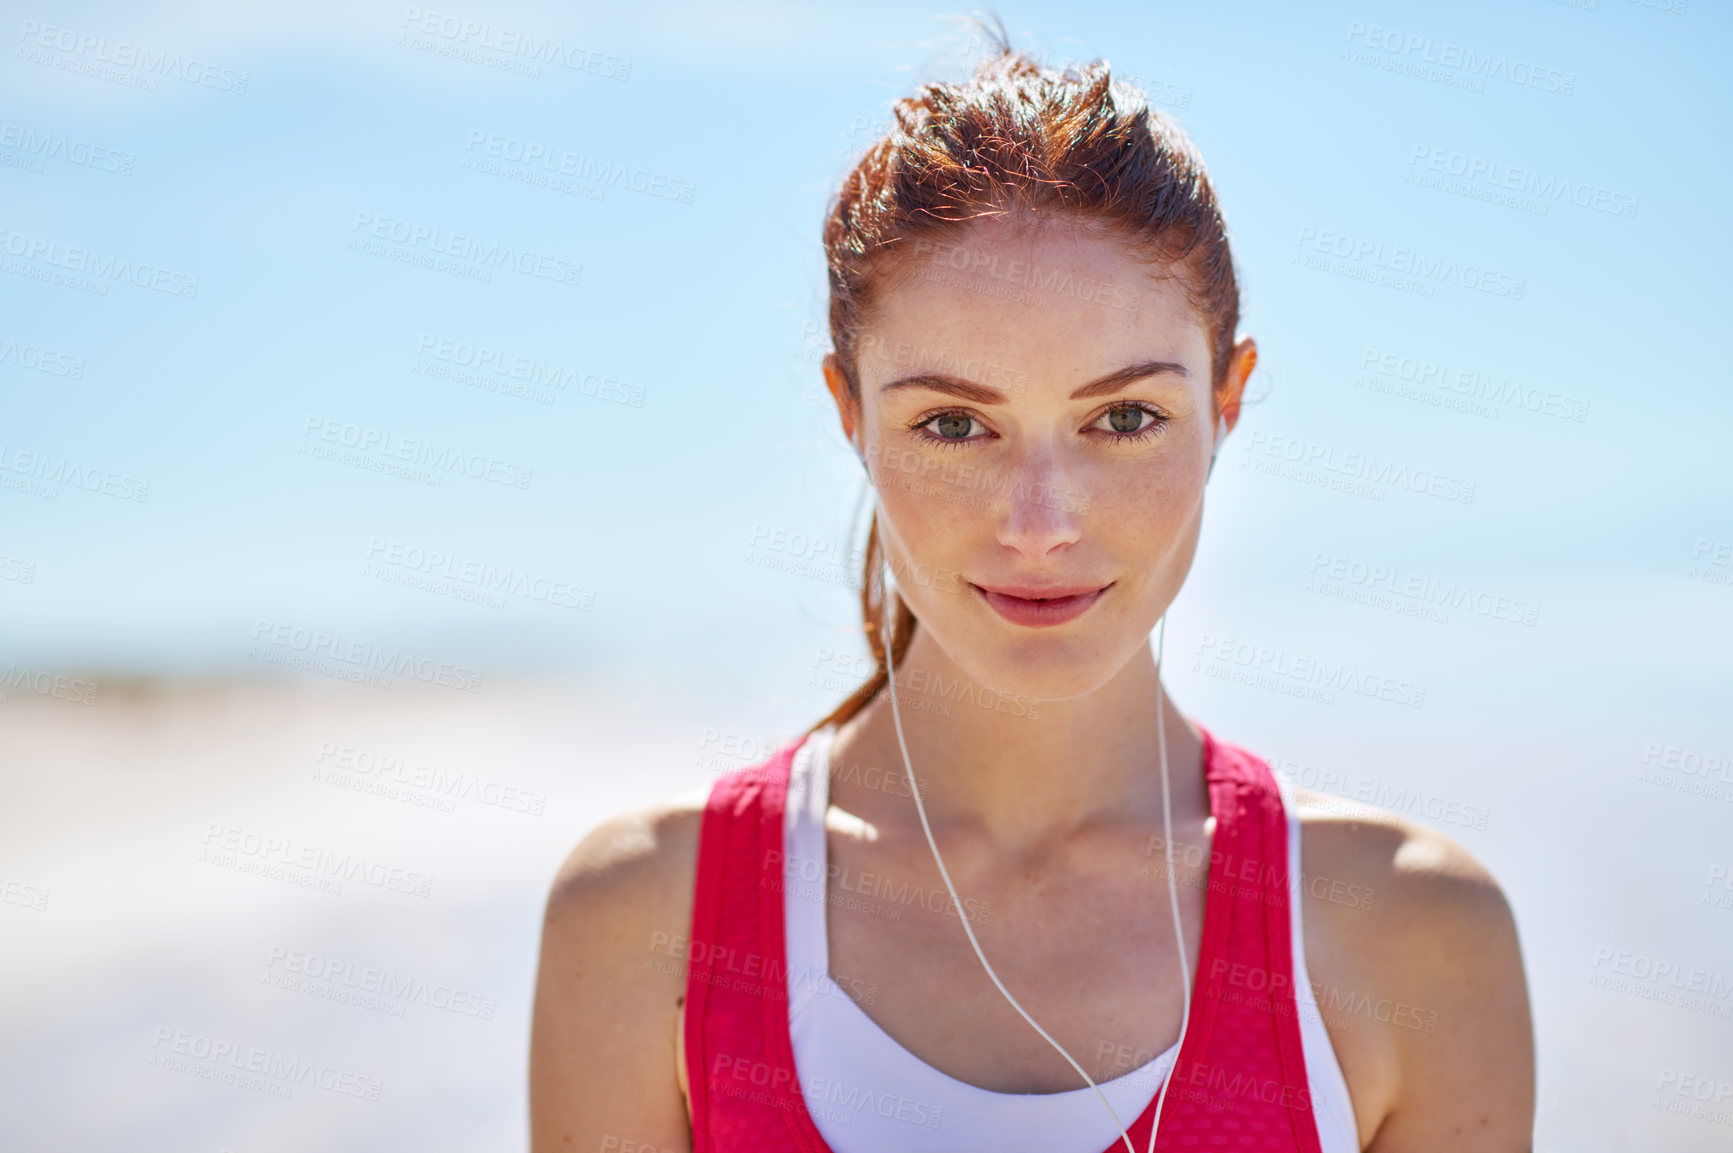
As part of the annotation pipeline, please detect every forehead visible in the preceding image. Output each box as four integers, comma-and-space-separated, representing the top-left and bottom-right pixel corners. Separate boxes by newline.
858, 216, 1210, 387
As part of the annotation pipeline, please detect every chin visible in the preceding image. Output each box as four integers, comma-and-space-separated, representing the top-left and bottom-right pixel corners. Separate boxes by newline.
947, 627, 1132, 706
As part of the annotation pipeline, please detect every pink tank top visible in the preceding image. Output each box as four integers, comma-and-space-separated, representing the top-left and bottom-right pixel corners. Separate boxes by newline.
683, 722, 1325, 1153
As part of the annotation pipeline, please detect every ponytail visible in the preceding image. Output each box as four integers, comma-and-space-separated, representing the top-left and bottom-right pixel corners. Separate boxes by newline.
803, 504, 917, 740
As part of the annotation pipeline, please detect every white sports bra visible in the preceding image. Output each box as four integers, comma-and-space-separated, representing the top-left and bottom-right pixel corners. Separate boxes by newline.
782, 724, 1361, 1153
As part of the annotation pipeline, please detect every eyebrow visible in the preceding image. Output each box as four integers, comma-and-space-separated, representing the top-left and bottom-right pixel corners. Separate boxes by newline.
880, 360, 1191, 403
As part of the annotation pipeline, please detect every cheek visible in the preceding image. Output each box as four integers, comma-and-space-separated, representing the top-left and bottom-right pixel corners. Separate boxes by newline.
874, 451, 984, 530
1096, 464, 1204, 567
882, 487, 960, 559
874, 479, 980, 599
1079, 452, 1188, 516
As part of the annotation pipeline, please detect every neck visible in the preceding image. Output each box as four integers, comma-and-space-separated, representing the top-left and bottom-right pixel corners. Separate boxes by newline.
833, 624, 1209, 857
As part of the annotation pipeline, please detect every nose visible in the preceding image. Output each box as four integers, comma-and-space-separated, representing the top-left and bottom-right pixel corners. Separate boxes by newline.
992, 454, 1086, 560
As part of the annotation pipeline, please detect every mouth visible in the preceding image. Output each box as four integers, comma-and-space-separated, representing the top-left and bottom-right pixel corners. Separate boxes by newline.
971, 582, 1113, 628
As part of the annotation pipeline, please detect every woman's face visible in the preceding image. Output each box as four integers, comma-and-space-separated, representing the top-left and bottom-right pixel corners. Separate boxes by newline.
824, 215, 1256, 702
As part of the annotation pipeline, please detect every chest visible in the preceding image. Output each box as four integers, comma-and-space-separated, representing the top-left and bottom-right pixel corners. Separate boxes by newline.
820, 821, 1212, 1092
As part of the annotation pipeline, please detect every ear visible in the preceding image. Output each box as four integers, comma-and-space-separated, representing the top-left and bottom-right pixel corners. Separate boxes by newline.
822, 353, 861, 447
1215, 336, 1257, 436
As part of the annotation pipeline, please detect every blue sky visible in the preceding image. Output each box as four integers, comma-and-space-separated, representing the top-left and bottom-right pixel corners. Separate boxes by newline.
4, 0, 1727, 707
1, 0, 1729, 763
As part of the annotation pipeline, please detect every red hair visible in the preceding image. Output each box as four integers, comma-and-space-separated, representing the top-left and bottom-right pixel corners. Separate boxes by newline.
807, 28, 1243, 738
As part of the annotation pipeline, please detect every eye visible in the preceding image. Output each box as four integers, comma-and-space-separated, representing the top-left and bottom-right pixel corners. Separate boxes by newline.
908, 408, 988, 450
931, 412, 976, 440
1091, 402, 1170, 443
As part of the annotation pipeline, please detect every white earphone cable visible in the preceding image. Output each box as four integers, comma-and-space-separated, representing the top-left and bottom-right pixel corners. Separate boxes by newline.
1144, 611, 1189, 1152
874, 509, 1190, 1153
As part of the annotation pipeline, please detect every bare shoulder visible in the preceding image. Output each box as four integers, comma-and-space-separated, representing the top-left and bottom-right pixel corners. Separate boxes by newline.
1288, 784, 1514, 929
529, 786, 710, 1153
545, 785, 710, 921
1288, 786, 1535, 1152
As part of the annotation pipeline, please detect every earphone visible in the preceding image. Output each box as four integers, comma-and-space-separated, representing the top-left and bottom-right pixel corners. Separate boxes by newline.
1207, 411, 1227, 481
869, 485, 1190, 1153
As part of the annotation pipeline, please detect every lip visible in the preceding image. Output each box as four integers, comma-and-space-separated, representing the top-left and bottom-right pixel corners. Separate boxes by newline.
972, 582, 1112, 628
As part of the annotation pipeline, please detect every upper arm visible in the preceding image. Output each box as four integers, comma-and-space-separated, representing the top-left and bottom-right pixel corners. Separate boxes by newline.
529, 800, 704, 1153
1366, 836, 1534, 1152
1301, 799, 1535, 1153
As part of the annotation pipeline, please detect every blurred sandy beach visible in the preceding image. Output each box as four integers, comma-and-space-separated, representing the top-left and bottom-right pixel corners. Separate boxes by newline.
0, 674, 755, 1152
3, 672, 1730, 1151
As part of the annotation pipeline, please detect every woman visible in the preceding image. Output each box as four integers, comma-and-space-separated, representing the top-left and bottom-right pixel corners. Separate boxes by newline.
530, 41, 1535, 1153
